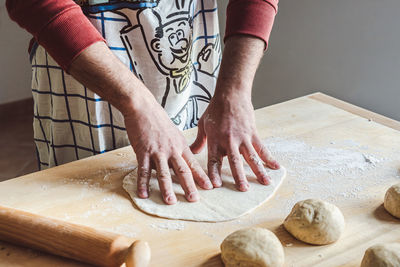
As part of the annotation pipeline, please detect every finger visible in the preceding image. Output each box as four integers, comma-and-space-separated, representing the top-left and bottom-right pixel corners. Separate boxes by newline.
240, 142, 271, 185
137, 154, 151, 198
183, 148, 213, 190
153, 154, 177, 205
253, 137, 280, 169
207, 143, 223, 188
170, 155, 200, 202
190, 119, 206, 154
227, 147, 249, 192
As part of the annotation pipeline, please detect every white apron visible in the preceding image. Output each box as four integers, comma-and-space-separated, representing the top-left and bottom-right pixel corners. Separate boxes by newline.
31, 0, 221, 169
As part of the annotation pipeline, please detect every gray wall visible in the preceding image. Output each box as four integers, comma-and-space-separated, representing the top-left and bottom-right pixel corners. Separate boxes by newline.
241, 0, 400, 120
0, 0, 32, 104
1, 0, 399, 120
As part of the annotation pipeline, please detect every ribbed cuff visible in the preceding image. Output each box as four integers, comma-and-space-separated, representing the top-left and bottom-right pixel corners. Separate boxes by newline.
225, 0, 277, 50
37, 6, 105, 71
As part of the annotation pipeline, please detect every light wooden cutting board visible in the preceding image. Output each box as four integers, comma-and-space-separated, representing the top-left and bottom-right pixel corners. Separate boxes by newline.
0, 93, 399, 267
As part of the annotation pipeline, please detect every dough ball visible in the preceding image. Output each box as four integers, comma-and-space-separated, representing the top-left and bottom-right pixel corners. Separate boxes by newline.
361, 243, 400, 267
220, 228, 284, 267
283, 199, 345, 245
384, 183, 400, 219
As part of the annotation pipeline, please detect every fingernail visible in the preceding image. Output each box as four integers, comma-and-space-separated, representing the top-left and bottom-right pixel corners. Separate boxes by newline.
187, 192, 199, 202
166, 194, 177, 204
204, 180, 213, 189
262, 177, 271, 185
239, 183, 249, 192
213, 180, 222, 188
139, 190, 148, 198
272, 160, 280, 169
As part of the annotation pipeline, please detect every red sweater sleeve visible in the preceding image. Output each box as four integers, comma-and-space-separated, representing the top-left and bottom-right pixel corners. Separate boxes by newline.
225, 0, 278, 49
6, 0, 105, 71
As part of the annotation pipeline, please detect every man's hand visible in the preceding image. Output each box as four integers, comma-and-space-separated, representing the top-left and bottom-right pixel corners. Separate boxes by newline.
124, 97, 212, 205
190, 35, 280, 191
69, 41, 211, 205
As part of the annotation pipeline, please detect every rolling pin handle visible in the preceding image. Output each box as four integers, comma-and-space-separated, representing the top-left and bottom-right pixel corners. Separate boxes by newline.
124, 240, 151, 267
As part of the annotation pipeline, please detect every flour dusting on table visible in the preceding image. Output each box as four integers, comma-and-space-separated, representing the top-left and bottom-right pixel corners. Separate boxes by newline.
149, 221, 186, 231
263, 137, 398, 215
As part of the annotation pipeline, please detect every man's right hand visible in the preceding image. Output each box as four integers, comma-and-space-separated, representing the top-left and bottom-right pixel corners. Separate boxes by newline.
124, 97, 213, 205
69, 41, 212, 205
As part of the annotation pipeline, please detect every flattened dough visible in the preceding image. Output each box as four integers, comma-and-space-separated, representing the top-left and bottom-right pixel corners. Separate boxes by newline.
122, 155, 286, 222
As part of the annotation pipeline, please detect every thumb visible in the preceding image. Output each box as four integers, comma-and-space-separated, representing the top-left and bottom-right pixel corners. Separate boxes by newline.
190, 120, 206, 154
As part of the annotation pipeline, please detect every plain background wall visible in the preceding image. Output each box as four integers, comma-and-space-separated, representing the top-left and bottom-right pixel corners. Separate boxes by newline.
1, 0, 399, 120
219, 0, 400, 121
0, 0, 32, 104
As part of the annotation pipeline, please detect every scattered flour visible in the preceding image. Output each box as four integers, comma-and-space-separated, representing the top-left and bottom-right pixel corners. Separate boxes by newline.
203, 231, 216, 238
107, 223, 139, 238
149, 221, 185, 231
56, 137, 399, 236
262, 137, 397, 215
116, 152, 130, 159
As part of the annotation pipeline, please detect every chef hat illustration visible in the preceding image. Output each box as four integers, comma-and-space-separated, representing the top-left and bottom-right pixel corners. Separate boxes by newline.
139, 0, 194, 38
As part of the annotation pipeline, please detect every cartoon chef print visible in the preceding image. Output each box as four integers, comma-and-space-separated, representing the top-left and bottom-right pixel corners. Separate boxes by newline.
78, 0, 221, 129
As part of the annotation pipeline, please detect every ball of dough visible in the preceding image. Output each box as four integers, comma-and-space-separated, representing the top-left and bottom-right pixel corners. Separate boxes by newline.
361, 243, 400, 267
283, 199, 345, 245
220, 228, 284, 267
384, 183, 400, 219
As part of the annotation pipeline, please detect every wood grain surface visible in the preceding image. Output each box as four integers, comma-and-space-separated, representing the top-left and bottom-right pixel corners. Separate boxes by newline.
0, 93, 399, 267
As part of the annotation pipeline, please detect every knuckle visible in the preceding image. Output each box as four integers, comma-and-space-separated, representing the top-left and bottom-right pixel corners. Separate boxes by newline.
208, 157, 222, 166
249, 154, 263, 166
208, 167, 218, 175
138, 167, 151, 178
256, 168, 267, 177
235, 176, 246, 184
229, 154, 241, 165
186, 158, 197, 169
158, 171, 171, 181
259, 145, 270, 157
186, 188, 197, 195
199, 177, 210, 185
170, 151, 182, 159
147, 145, 161, 156
175, 165, 191, 175
137, 182, 147, 189
163, 191, 173, 197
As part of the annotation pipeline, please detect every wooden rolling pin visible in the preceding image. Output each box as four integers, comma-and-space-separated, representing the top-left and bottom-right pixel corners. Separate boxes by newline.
0, 205, 150, 267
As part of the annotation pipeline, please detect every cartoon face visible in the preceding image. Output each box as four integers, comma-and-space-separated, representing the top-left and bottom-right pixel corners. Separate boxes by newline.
150, 19, 192, 71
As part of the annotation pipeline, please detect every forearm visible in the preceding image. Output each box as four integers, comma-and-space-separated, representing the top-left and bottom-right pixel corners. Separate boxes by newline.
214, 35, 265, 100
192, 37, 279, 191
68, 41, 155, 116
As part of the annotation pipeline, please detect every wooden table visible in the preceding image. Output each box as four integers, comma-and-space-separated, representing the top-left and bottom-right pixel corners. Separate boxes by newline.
0, 93, 399, 267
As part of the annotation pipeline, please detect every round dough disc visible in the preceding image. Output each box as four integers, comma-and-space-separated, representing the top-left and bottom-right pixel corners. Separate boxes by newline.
122, 153, 286, 222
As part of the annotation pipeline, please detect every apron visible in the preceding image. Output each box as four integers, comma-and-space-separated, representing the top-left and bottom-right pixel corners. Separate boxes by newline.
31, 0, 221, 169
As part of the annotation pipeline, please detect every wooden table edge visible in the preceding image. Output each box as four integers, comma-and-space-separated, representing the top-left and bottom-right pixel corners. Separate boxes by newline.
306, 92, 400, 131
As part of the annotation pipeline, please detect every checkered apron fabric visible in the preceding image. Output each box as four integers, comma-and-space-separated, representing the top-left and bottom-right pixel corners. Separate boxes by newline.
31, 0, 221, 169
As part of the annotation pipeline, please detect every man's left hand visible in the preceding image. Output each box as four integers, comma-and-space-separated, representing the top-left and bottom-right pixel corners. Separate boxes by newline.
190, 90, 280, 191
190, 35, 280, 191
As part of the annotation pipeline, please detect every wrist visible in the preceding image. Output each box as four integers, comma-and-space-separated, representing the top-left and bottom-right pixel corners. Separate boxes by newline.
213, 35, 264, 106
213, 81, 252, 101
212, 85, 252, 108
117, 81, 157, 117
